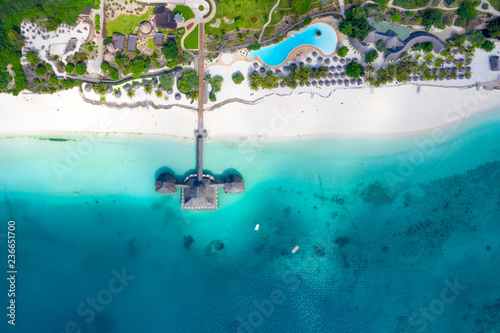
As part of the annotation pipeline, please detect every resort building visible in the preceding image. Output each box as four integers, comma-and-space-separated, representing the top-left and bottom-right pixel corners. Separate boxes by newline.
112, 34, 126, 50
153, 6, 177, 29
154, 32, 164, 46
127, 34, 138, 51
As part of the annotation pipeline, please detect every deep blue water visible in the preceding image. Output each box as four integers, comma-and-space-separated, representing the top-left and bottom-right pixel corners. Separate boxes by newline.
1, 110, 500, 333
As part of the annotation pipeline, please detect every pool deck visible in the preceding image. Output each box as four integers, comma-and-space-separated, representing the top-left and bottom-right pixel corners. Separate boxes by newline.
206, 17, 346, 70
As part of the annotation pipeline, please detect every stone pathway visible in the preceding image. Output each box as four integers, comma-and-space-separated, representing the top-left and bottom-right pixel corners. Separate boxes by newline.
258, 0, 282, 43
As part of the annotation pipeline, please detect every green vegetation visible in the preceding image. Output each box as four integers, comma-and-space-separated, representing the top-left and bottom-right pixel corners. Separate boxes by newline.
339, 7, 371, 40
488, 17, 500, 38
206, 74, 223, 93
185, 25, 199, 49
95, 14, 101, 31
199, 5, 204, 11
365, 55, 419, 86
35, 64, 47, 76
291, 0, 311, 14
365, 49, 379, 63
457, 3, 478, 20
209, 91, 216, 102
467, 29, 485, 47
103, 36, 113, 45
101, 62, 110, 72
159, 73, 175, 90
392, 0, 430, 9
248, 43, 261, 51
49, 75, 59, 85
391, 13, 402, 23
167, 60, 179, 68
345, 62, 364, 78
129, 57, 149, 79
26, 50, 40, 67
302, 18, 313, 28
75, 62, 87, 76
315, 30, 322, 37
481, 40, 495, 52
106, 7, 154, 36
421, 9, 443, 30
176, 69, 198, 94
173, 5, 195, 21
413, 42, 434, 52
0, 0, 95, 93
232, 72, 245, 84
109, 67, 119, 80
92, 83, 108, 95
337, 46, 349, 57
248, 70, 279, 90
162, 40, 179, 59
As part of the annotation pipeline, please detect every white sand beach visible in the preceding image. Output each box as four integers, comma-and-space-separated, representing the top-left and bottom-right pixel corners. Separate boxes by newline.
1, 84, 500, 139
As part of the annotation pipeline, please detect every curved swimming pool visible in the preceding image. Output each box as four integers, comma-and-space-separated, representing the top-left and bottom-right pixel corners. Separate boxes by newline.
248, 23, 338, 67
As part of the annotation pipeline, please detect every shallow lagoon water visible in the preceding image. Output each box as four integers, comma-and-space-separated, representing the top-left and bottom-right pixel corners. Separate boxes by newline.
1, 110, 500, 332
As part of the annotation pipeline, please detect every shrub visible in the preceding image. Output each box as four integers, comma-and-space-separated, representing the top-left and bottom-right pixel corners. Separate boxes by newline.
339, 7, 371, 40
302, 18, 312, 28
346, 62, 364, 78
75, 62, 87, 76
167, 60, 179, 68
457, 3, 477, 20
64, 63, 75, 74
467, 29, 485, 47
33, 78, 40, 85
291, 0, 311, 14
103, 37, 113, 45
315, 30, 322, 37
391, 13, 402, 23
487, 17, 500, 38
45, 63, 53, 71
109, 67, 119, 80
337, 46, 349, 57
49, 75, 59, 85
482, 3, 489, 10
162, 39, 179, 59
276, 36, 283, 42
480, 40, 494, 52
232, 71, 245, 84
422, 9, 442, 30
445, 0, 455, 5
101, 62, 110, 72
26, 50, 40, 67
209, 91, 216, 102
248, 43, 261, 51
206, 74, 223, 93
35, 65, 47, 76
176, 69, 199, 94
365, 49, 379, 63
159, 73, 175, 90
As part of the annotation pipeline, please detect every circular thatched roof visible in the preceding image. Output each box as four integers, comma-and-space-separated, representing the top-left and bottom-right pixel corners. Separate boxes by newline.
175, 93, 181, 100
106, 86, 113, 93
306, 57, 312, 63
259, 67, 266, 73
324, 58, 331, 65
133, 82, 140, 90
331, 80, 336, 85
317, 56, 323, 62
139, 21, 153, 35
325, 80, 330, 86
167, 88, 173, 95
115, 90, 122, 98
84, 83, 91, 92
339, 58, 345, 64
124, 83, 132, 91
253, 62, 259, 68
332, 56, 338, 62
312, 51, 318, 57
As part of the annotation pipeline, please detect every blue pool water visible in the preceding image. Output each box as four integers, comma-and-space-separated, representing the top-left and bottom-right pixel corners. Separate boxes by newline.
1, 110, 500, 332
248, 23, 338, 67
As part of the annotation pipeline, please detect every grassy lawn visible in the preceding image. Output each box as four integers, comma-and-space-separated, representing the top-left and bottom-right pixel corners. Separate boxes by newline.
371, 19, 411, 40
392, 0, 431, 9
174, 5, 195, 21
146, 37, 156, 50
185, 25, 199, 49
106, 7, 154, 37
443, 0, 476, 8
205, 0, 286, 36
490, 0, 500, 10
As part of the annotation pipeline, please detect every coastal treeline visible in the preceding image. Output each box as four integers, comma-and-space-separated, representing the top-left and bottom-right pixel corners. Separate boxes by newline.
0, 0, 94, 94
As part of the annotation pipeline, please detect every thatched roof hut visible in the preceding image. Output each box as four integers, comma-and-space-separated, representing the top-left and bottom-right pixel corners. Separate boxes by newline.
312, 51, 318, 57
84, 83, 91, 92
133, 82, 140, 90
490, 56, 500, 71
156, 173, 177, 194
104, 51, 114, 63
115, 90, 122, 98
175, 93, 181, 100
224, 175, 244, 193
124, 83, 132, 91
106, 86, 113, 93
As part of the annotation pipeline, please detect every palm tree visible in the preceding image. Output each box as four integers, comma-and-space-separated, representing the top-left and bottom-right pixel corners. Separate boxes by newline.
155, 90, 163, 98
127, 90, 135, 99
144, 84, 153, 95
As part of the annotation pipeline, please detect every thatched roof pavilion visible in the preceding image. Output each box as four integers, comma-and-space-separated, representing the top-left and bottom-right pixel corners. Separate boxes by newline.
84, 83, 91, 92
182, 177, 218, 210
224, 175, 244, 193
156, 173, 177, 194
139, 21, 153, 35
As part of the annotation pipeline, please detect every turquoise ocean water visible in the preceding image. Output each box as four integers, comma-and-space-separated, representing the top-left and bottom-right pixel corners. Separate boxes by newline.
1, 109, 500, 333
